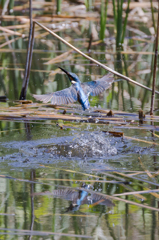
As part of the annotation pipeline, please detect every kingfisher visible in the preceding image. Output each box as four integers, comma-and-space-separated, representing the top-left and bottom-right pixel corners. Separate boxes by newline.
33, 67, 114, 110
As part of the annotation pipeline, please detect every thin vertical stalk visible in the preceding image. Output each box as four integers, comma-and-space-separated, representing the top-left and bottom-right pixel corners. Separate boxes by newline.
85, 0, 92, 11
19, 23, 35, 100
119, 0, 123, 44
99, 0, 108, 41
116, 0, 123, 48
28, 170, 35, 240
56, 0, 62, 14
121, 0, 130, 44
141, 54, 154, 110
9, 0, 14, 13
19, 0, 33, 100
116, 0, 120, 46
112, 0, 117, 29
25, 122, 32, 140
123, 54, 133, 110
100, 0, 104, 40
150, 0, 156, 33
150, 1, 159, 115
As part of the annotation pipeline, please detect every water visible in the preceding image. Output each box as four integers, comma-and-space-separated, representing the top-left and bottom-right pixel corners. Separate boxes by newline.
0, 120, 159, 239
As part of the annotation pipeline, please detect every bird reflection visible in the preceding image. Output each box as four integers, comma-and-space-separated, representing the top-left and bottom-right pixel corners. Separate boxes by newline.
33, 183, 115, 212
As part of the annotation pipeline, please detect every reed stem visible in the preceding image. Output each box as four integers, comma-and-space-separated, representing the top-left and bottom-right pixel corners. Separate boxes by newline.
56, 0, 62, 15
99, 0, 108, 41
19, 0, 33, 100
112, 0, 117, 29
150, 1, 159, 114
150, 0, 156, 33
121, 0, 130, 44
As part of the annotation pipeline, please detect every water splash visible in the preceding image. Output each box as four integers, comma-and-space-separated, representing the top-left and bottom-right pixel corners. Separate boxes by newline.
1, 130, 153, 170
72, 131, 117, 158
40, 131, 118, 160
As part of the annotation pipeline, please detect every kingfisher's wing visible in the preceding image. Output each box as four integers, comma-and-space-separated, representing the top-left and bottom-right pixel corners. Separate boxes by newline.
81, 73, 114, 96
33, 85, 77, 105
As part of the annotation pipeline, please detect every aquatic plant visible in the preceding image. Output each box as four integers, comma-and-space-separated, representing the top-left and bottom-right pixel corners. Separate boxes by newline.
56, 0, 62, 15
99, 0, 108, 41
85, 0, 93, 11
112, 0, 130, 49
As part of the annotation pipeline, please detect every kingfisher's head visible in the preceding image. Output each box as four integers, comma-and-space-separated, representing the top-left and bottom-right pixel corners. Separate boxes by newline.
59, 67, 81, 84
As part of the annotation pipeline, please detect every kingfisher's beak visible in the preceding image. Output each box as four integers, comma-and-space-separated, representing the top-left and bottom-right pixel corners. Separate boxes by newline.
59, 67, 75, 82
59, 66, 69, 75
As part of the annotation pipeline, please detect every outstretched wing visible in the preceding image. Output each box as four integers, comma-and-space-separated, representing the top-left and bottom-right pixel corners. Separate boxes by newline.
33, 85, 77, 105
81, 73, 114, 96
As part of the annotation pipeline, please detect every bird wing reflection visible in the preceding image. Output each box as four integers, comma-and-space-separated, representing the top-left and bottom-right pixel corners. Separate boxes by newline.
88, 193, 115, 207
52, 189, 79, 201
33, 85, 77, 105
52, 189, 114, 207
32, 188, 115, 210
81, 73, 114, 96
